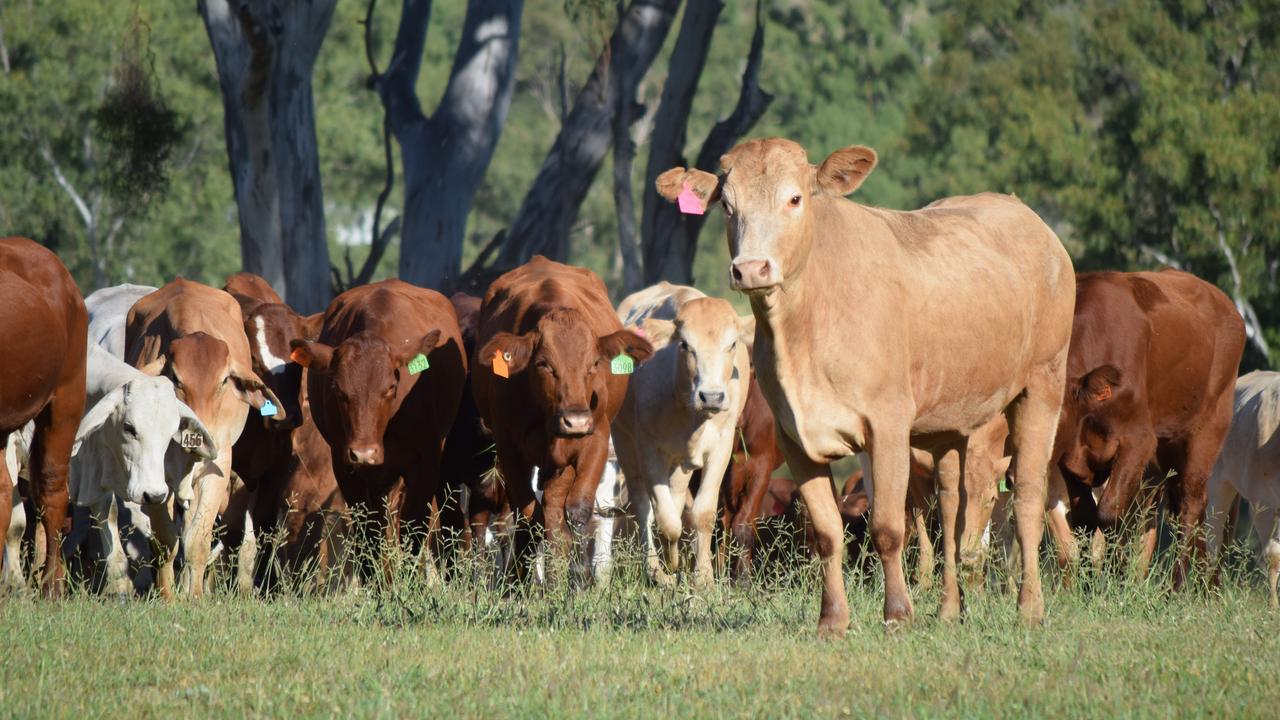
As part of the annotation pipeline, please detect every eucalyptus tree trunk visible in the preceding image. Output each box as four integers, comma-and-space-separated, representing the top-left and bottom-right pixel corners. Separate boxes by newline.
372, 0, 525, 291
200, 0, 335, 313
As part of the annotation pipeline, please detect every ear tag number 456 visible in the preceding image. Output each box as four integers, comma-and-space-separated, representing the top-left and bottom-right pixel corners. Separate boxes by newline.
610, 353, 634, 375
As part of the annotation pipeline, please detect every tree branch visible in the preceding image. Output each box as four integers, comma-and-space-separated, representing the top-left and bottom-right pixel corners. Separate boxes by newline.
372, 0, 433, 135
1206, 192, 1270, 359
38, 144, 95, 230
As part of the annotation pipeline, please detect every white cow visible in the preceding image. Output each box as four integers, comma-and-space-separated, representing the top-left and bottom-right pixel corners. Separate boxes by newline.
612, 282, 752, 586
1207, 371, 1280, 608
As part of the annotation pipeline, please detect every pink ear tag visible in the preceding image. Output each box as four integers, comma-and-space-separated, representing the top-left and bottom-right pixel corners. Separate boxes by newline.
677, 182, 705, 215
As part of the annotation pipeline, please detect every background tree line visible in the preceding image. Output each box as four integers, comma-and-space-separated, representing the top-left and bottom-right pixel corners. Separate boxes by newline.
1, 0, 1275, 367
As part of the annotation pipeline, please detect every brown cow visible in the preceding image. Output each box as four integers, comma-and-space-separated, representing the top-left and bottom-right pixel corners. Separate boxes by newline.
719, 373, 784, 578
290, 280, 465, 579
472, 256, 652, 579
658, 138, 1075, 633
0, 237, 88, 596
1047, 270, 1245, 587
125, 279, 282, 597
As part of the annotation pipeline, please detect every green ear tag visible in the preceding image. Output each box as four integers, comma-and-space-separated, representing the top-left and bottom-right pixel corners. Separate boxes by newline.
610, 353, 634, 375
407, 353, 429, 375
999, 475, 1010, 493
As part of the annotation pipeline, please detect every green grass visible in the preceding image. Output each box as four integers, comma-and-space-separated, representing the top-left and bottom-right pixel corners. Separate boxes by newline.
2, 537, 1278, 718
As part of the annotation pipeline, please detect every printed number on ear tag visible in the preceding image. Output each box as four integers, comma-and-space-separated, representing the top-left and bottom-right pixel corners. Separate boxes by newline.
677, 182, 706, 216
259, 399, 278, 417
407, 353, 429, 375
610, 353, 634, 375
493, 349, 510, 379
180, 431, 204, 450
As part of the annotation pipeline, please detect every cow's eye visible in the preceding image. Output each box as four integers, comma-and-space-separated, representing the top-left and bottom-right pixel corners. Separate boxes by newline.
221, 375, 231, 386
678, 340, 689, 352
123, 423, 137, 436
789, 194, 801, 207
536, 360, 554, 375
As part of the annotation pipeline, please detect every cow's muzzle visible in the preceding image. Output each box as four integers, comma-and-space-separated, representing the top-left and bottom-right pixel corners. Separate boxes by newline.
555, 410, 594, 438
347, 443, 384, 466
730, 257, 780, 291
695, 389, 728, 414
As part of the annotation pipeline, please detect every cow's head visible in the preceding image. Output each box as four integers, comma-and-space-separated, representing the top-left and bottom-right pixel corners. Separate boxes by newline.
656, 138, 876, 294
289, 330, 441, 466
74, 376, 216, 505
478, 309, 653, 438
958, 419, 1013, 570
145, 332, 282, 442
641, 298, 753, 415
242, 301, 322, 429
1057, 365, 1127, 480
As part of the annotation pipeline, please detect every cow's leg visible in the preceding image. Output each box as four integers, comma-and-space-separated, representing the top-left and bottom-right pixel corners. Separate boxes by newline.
90, 497, 131, 597
732, 457, 772, 580
780, 435, 848, 636
913, 507, 934, 591
865, 427, 915, 630
1046, 464, 1078, 582
1204, 477, 1238, 576
539, 464, 576, 583
402, 441, 445, 586
495, 445, 536, 583
691, 444, 733, 588
655, 464, 693, 581
179, 457, 229, 598
1172, 424, 1229, 590
29, 403, 77, 598
934, 444, 965, 621
1005, 358, 1065, 626
0, 446, 14, 589
142, 499, 178, 599
1253, 505, 1280, 609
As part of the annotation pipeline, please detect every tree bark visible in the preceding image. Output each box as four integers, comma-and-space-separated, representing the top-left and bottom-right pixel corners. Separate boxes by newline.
613, 92, 644, 295
642, 0, 772, 286
372, 0, 524, 291
200, 0, 335, 314
495, 0, 681, 270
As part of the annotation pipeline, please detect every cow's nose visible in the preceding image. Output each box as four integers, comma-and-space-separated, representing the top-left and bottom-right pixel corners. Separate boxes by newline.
556, 411, 594, 437
697, 389, 727, 411
731, 258, 775, 290
347, 444, 383, 466
142, 490, 167, 505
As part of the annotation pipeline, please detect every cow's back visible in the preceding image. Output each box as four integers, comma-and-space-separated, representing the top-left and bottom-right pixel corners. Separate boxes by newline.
86, 284, 156, 359
1214, 371, 1280, 507
125, 279, 251, 369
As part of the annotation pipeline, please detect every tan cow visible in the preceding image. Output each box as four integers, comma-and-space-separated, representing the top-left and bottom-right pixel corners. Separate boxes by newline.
1206, 371, 1280, 608
658, 138, 1074, 633
612, 282, 753, 586
125, 279, 281, 597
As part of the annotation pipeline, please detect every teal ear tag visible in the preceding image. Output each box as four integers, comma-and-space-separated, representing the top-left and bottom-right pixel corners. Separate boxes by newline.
407, 353, 429, 375
259, 400, 278, 417
610, 353, 634, 375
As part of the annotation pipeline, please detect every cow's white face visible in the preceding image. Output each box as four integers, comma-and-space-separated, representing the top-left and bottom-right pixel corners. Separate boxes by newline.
643, 298, 752, 416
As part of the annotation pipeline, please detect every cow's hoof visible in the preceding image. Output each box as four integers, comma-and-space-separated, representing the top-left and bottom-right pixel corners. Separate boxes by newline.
692, 567, 715, 589
1018, 597, 1045, 627
649, 570, 676, 588
817, 620, 847, 639
939, 599, 962, 623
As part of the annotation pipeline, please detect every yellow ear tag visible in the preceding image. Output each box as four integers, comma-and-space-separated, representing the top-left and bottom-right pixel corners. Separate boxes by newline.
406, 353, 429, 375
493, 349, 510, 379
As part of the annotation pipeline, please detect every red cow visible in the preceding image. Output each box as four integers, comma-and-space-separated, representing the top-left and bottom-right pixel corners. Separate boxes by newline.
1048, 270, 1246, 587
290, 280, 465, 578
472, 256, 652, 577
719, 373, 784, 578
0, 237, 88, 596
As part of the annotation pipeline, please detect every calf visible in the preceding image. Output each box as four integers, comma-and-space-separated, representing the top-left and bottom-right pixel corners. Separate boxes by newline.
0, 237, 88, 596
125, 279, 282, 597
290, 280, 465, 580
1206, 371, 1280, 607
658, 138, 1075, 632
613, 282, 752, 586
718, 373, 784, 578
1048, 271, 1245, 588
472, 256, 652, 579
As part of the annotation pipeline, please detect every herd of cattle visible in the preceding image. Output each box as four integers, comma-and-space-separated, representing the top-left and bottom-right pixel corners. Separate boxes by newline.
2, 137, 1278, 635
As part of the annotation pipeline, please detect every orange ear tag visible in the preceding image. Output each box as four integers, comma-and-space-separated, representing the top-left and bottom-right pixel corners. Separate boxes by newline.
493, 349, 510, 379
1094, 385, 1112, 402
289, 347, 311, 367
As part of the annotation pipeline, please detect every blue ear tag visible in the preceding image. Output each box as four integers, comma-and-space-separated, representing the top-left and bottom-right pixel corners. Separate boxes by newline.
407, 353, 430, 375
610, 353, 634, 375
259, 399, 278, 417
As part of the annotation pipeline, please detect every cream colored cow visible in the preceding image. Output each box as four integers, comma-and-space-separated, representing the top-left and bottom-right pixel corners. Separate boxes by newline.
1207, 371, 1280, 608
612, 282, 753, 586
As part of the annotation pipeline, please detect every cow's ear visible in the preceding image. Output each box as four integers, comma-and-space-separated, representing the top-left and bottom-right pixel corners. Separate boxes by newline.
598, 329, 655, 366
230, 364, 285, 419
478, 331, 536, 375
995, 455, 1013, 480
174, 401, 218, 460
301, 312, 324, 341
735, 314, 756, 349
138, 356, 167, 377
73, 386, 125, 456
840, 491, 870, 519
1082, 364, 1122, 403
815, 145, 877, 196
639, 319, 676, 349
289, 340, 334, 373
394, 330, 443, 367
655, 167, 721, 205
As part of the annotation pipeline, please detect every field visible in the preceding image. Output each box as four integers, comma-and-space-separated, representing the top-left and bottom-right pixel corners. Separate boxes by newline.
3, 539, 1278, 719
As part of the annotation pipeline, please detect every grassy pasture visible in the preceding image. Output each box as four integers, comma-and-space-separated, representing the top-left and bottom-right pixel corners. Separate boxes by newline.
2, 530, 1278, 718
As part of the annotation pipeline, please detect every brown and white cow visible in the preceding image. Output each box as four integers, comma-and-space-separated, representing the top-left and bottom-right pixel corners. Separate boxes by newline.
290, 280, 465, 580
0, 237, 88, 597
125, 279, 282, 597
658, 138, 1075, 633
472, 256, 652, 579
1047, 270, 1245, 587
612, 282, 753, 586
